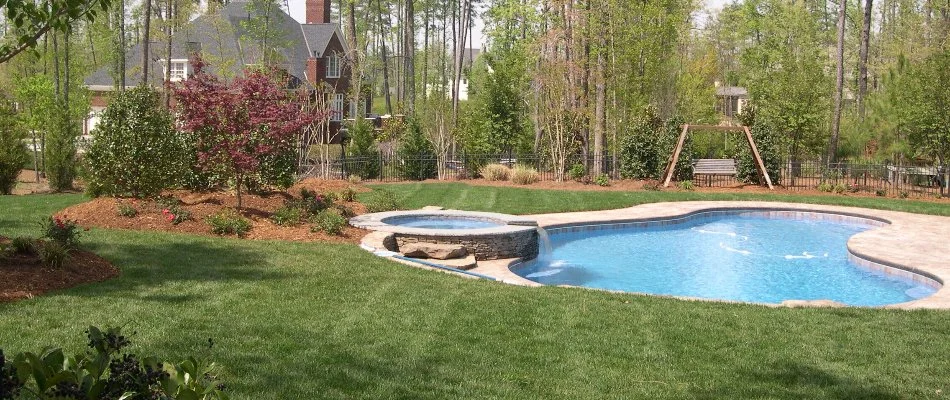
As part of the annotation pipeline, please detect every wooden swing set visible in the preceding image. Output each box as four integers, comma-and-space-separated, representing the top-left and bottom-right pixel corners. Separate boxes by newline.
661, 124, 774, 190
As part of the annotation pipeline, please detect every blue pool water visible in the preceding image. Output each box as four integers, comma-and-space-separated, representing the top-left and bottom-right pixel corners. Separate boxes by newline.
386, 216, 504, 230
516, 215, 936, 306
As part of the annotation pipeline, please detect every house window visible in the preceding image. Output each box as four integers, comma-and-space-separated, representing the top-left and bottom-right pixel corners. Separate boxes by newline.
326, 52, 340, 78
330, 93, 344, 121
163, 59, 189, 82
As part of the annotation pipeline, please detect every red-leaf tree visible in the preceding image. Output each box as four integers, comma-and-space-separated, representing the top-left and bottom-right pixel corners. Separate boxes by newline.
174, 56, 320, 209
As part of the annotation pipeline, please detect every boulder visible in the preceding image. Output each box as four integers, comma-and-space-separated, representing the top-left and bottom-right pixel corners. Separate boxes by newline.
400, 243, 468, 260
432, 255, 477, 270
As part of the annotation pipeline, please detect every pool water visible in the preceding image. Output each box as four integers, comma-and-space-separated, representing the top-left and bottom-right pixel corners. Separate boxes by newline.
386, 216, 504, 230
516, 215, 936, 306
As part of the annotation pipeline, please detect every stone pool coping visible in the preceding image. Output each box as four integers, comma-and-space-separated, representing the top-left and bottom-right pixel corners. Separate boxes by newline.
349, 209, 538, 237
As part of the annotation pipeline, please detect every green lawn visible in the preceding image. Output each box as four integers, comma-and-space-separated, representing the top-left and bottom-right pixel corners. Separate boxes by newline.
1, 192, 949, 398
368, 182, 950, 216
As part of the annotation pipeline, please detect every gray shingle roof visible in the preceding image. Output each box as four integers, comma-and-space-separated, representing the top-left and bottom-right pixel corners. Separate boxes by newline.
715, 86, 748, 97
85, 2, 343, 89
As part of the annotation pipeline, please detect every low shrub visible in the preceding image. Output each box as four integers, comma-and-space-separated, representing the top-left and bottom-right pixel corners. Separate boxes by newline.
817, 182, 833, 192
340, 187, 357, 202
41, 216, 81, 249
157, 197, 191, 224
292, 188, 333, 215
0, 99, 29, 195
899, 190, 909, 199
334, 204, 356, 218
511, 165, 540, 185
348, 175, 363, 184
311, 209, 347, 236
117, 202, 138, 218
875, 189, 887, 197
642, 182, 661, 191
678, 180, 695, 191
206, 208, 252, 237
480, 163, 511, 181
10, 236, 35, 255
37, 240, 69, 269
568, 163, 586, 182
0, 326, 227, 399
832, 183, 847, 194
365, 189, 402, 213
594, 173, 610, 187
271, 205, 304, 227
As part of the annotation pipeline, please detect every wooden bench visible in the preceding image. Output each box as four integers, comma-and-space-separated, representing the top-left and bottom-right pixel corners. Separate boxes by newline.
693, 159, 737, 185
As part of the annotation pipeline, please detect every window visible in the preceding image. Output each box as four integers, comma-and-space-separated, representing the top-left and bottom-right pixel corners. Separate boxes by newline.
326, 52, 340, 78
330, 94, 344, 121
163, 59, 189, 82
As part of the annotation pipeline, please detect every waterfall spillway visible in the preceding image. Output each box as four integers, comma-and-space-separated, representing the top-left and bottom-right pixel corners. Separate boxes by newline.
536, 226, 553, 261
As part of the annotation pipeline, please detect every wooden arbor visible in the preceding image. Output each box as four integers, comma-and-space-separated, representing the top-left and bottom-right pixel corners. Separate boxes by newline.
661, 124, 774, 190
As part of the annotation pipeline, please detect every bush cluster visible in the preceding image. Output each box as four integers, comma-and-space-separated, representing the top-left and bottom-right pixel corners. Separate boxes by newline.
397, 118, 438, 181
311, 209, 348, 235
510, 165, 540, 185
480, 163, 511, 181
0, 98, 29, 195
205, 208, 252, 237
364, 189, 402, 213
619, 107, 691, 181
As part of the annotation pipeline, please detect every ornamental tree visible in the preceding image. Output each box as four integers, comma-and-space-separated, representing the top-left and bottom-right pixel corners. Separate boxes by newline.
174, 56, 319, 209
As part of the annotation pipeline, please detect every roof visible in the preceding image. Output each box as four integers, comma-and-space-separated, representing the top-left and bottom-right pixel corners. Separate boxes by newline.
462, 47, 480, 67
85, 2, 344, 89
715, 86, 748, 97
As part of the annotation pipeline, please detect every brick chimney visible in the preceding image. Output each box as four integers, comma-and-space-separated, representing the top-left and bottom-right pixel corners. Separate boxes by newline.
306, 0, 330, 24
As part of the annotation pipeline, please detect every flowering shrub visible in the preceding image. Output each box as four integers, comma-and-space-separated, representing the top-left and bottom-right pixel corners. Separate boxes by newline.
206, 209, 252, 237
157, 197, 191, 225
41, 216, 81, 249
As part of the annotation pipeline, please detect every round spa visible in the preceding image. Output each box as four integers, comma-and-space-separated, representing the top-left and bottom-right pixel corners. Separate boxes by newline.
350, 210, 540, 260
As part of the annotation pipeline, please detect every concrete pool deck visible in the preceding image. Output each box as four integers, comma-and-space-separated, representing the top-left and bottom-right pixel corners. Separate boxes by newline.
364, 201, 950, 310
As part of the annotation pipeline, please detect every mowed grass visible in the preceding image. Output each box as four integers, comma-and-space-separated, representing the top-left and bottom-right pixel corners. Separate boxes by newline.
1, 194, 949, 398
367, 182, 950, 216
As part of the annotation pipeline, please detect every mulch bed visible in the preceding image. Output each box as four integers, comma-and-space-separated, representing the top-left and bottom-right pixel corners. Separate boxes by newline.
0, 238, 119, 302
58, 179, 373, 244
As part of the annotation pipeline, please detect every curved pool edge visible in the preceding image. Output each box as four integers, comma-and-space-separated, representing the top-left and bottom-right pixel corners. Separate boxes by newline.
525, 201, 950, 310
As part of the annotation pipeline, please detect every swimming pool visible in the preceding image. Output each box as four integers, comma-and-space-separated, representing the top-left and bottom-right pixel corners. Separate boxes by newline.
514, 213, 937, 306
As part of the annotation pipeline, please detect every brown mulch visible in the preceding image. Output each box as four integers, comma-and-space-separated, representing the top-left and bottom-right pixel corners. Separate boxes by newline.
58, 178, 373, 244
0, 238, 119, 302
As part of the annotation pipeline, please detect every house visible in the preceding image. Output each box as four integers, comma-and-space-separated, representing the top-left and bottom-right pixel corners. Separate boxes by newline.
459, 47, 480, 101
715, 83, 748, 121
83, 0, 368, 143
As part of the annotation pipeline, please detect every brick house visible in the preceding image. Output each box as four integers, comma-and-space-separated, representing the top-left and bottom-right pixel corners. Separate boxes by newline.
83, 0, 367, 144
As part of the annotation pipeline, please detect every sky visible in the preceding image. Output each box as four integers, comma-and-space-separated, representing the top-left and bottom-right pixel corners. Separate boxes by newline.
284, 0, 732, 50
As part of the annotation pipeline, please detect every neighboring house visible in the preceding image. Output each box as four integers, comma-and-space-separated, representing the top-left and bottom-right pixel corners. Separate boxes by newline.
423, 47, 481, 101
83, 0, 368, 143
715, 84, 748, 121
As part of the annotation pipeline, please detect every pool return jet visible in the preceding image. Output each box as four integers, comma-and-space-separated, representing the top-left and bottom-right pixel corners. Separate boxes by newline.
661, 124, 774, 190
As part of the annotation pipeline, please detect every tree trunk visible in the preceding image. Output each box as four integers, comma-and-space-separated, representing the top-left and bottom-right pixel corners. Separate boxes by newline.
142, 0, 152, 85
348, 0, 360, 119
857, 0, 872, 118
120, 0, 126, 89
827, 0, 846, 165
422, 5, 429, 101
404, 0, 415, 112
377, 0, 392, 114
593, 44, 605, 175
165, 0, 173, 108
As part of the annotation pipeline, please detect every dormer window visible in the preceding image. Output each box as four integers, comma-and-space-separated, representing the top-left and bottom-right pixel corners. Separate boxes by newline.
326, 52, 340, 78
163, 59, 189, 82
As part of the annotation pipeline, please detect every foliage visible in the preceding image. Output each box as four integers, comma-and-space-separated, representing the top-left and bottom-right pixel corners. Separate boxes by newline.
173, 57, 317, 209
84, 87, 187, 198
290, 188, 332, 216
205, 208, 252, 237
594, 174, 610, 187
642, 182, 661, 191
620, 106, 683, 180
117, 202, 138, 218
41, 215, 81, 249
0, 0, 112, 63
311, 209, 347, 236
678, 180, 695, 191
510, 165, 540, 185
10, 236, 36, 255
568, 164, 586, 181
480, 163, 511, 181
364, 189, 401, 213
339, 187, 357, 202
397, 118, 437, 181
462, 48, 534, 157
44, 101, 78, 192
37, 239, 69, 268
345, 120, 380, 180
901, 49, 950, 165
0, 326, 226, 399
876, 189, 886, 197
0, 98, 29, 195
158, 197, 191, 225
271, 205, 304, 227
735, 109, 782, 185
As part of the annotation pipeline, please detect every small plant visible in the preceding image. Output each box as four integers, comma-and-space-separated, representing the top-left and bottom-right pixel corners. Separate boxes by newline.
117, 202, 139, 218
271, 205, 304, 227
37, 240, 69, 269
365, 189, 402, 212
899, 190, 909, 199
334, 204, 356, 218
832, 183, 847, 194
41, 215, 81, 249
157, 196, 191, 224
480, 163, 511, 181
568, 163, 586, 182
817, 182, 833, 192
10, 236, 35, 255
294, 188, 333, 215
206, 208, 252, 237
642, 182, 661, 191
348, 174, 363, 184
595, 173, 610, 187
875, 189, 887, 197
678, 180, 695, 191
511, 165, 540, 185
311, 209, 347, 236
845, 183, 860, 193
340, 186, 357, 202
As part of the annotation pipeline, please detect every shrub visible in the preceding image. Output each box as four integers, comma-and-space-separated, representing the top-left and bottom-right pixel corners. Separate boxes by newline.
44, 101, 79, 192
311, 208, 347, 236
899, 190, 909, 199
364, 189, 401, 213
339, 186, 357, 202
346, 120, 381, 180
206, 208, 252, 237
292, 188, 333, 215
271, 205, 304, 227
642, 182, 661, 191
41, 216, 81, 249
0, 98, 29, 195
619, 107, 692, 181
157, 197, 191, 225
511, 165, 540, 185
10, 236, 35, 255
595, 173, 610, 187
348, 175, 363, 184
568, 163, 586, 181
875, 189, 887, 197
334, 204, 356, 218
83, 87, 188, 198
117, 202, 138, 218
735, 109, 781, 185
1, 326, 227, 399
832, 183, 847, 194
480, 163, 511, 181
397, 118, 437, 180
678, 180, 695, 191
817, 182, 833, 192
37, 240, 69, 269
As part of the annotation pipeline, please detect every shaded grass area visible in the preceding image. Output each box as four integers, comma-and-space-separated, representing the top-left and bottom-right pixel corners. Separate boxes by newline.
366, 182, 950, 216
0, 194, 949, 398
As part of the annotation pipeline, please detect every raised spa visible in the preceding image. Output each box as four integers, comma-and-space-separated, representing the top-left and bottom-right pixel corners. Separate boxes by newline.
381, 215, 505, 230
515, 211, 939, 306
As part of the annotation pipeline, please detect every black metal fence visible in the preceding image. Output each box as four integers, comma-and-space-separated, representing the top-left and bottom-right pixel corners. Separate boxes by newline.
299, 153, 948, 197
